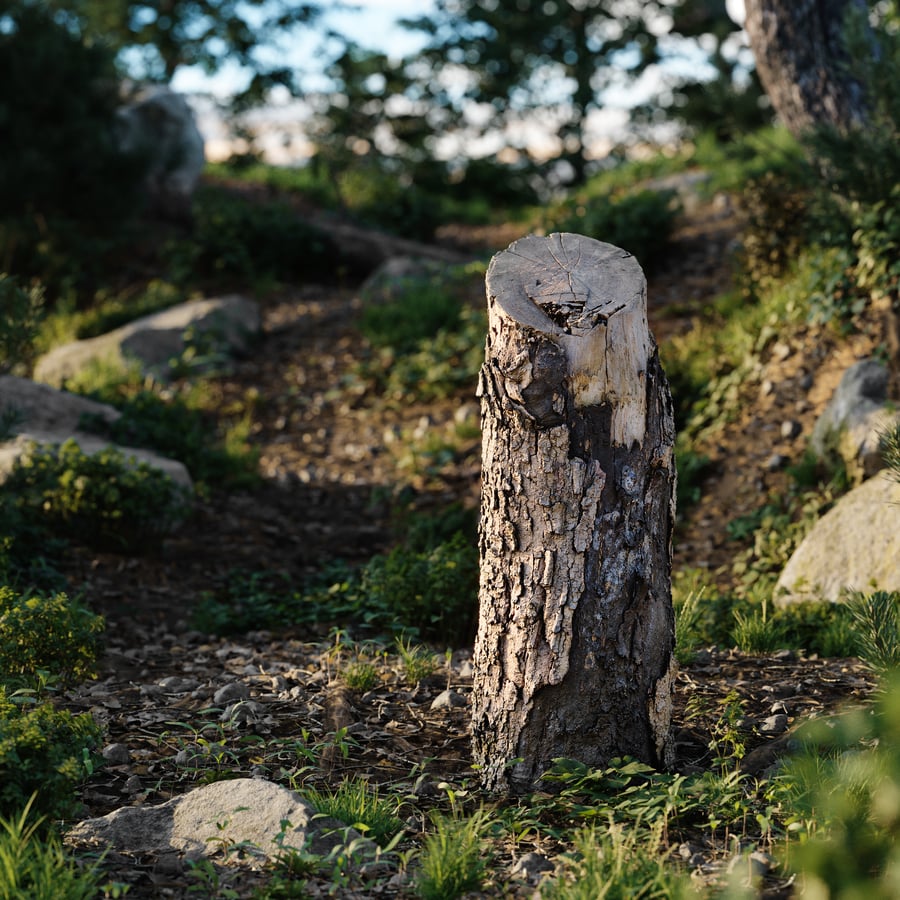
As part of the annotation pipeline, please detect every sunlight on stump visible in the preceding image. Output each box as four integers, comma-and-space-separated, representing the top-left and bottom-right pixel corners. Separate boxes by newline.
472, 232, 677, 794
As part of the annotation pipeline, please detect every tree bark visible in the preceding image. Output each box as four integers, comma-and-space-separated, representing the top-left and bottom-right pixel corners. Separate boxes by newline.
472, 233, 677, 795
743, 0, 871, 136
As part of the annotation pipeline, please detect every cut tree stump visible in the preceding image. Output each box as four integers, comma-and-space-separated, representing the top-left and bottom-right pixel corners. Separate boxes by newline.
472, 233, 677, 794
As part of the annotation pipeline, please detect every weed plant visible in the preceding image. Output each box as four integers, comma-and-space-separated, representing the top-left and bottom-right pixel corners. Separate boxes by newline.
396, 637, 440, 685
542, 820, 694, 900
0, 797, 102, 899
303, 777, 403, 848
846, 590, 900, 675
416, 807, 491, 900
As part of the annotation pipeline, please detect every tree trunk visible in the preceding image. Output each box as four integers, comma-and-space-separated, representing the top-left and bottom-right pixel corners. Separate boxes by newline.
472, 233, 677, 795
743, 0, 871, 136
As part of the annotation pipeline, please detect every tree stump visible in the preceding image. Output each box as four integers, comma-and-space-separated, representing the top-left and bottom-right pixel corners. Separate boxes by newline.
472, 233, 676, 794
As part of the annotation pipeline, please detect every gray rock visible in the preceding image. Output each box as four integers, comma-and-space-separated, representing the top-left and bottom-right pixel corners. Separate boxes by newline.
0, 375, 192, 492
101, 743, 132, 765
430, 690, 467, 710
213, 682, 251, 705
116, 86, 205, 220
776, 471, 900, 604
66, 778, 369, 862
810, 359, 900, 482
508, 851, 554, 884
34, 296, 260, 388
781, 420, 802, 440
760, 714, 789, 735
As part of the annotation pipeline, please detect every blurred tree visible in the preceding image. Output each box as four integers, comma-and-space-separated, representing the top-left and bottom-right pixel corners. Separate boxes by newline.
402, 0, 665, 186
42, 0, 323, 106
0, 1, 148, 292
743, 0, 873, 137
650, 0, 770, 140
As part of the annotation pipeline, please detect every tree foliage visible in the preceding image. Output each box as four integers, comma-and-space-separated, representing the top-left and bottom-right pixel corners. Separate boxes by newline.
43, 0, 322, 105
403, 0, 666, 185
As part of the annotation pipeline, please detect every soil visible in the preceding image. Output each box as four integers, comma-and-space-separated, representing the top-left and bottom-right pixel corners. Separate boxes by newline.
55, 193, 893, 897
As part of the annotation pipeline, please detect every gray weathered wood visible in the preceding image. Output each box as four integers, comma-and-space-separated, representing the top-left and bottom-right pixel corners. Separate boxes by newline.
472, 232, 676, 794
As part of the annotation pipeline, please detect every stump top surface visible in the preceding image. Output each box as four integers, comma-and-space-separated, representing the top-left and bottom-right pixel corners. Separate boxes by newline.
487, 233, 645, 336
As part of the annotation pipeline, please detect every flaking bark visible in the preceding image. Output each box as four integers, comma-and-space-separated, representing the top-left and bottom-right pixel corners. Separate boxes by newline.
472, 233, 676, 794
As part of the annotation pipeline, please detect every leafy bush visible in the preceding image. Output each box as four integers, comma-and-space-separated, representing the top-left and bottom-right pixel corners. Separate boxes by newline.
320, 532, 479, 644
80, 387, 259, 491
2, 439, 190, 552
0, 587, 103, 687
0, 275, 43, 375
545, 189, 680, 272
0, 690, 102, 820
736, 170, 812, 290
166, 188, 343, 288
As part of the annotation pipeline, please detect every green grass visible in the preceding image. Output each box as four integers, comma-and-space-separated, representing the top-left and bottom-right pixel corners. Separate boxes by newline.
0, 797, 102, 899
303, 777, 403, 848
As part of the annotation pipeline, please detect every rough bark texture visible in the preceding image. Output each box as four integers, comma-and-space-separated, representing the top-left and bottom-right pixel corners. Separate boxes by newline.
743, 0, 870, 136
472, 233, 676, 794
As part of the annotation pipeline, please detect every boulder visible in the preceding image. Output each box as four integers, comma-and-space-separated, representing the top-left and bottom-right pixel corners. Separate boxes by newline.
33, 296, 260, 388
775, 471, 900, 604
66, 778, 368, 863
116, 86, 205, 220
0, 374, 192, 491
810, 359, 900, 482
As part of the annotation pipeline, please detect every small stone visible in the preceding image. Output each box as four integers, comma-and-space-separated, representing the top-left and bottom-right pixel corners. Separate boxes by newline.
213, 682, 251, 705
799, 372, 814, 390
780, 420, 802, 440
159, 675, 199, 693
508, 852, 554, 883
430, 690, 467, 711
101, 743, 131, 765
770, 700, 789, 715
124, 774, 143, 794
765, 453, 789, 471
772, 341, 792, 362
221, 700, 265, 724
759, 380, 775, 398
458, 660, 474, 678
760, 714, 789, 734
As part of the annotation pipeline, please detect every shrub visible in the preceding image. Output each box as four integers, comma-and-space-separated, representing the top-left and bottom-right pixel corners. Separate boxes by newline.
0, 275, 43, 376
0, 587, 103, 687
3, 439, 190, 552
80, 387, 259, 490
0, 690, 102, 820
321, 532, 480, 645
166, 187, 343, 288
545, 189, 680, 272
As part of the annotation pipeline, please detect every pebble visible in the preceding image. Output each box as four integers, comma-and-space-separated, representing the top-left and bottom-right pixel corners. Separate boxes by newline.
220, 700, 266, 724
213, 682, 251, 705
158, 675, 199, 693
780, 420, 802, 440
508, 852, 554, 883
765, 453, 790, 470
430, 690, 467, 710
772, 341, 792, 362
124, 774, 143, 794
101, 743, 132, 765
760, 714, 789, 734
